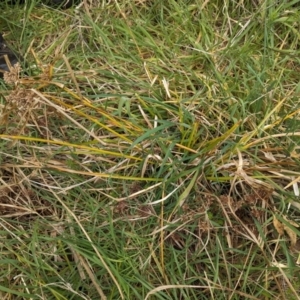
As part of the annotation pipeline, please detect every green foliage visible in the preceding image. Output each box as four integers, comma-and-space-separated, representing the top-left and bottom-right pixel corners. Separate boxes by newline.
0, 0, 300, 299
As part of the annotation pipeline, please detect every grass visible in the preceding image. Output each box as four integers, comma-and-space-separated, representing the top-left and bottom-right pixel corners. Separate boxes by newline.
0, 0, 300, 299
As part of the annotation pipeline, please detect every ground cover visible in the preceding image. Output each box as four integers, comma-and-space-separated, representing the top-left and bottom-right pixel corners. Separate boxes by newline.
0, 0, 300, 299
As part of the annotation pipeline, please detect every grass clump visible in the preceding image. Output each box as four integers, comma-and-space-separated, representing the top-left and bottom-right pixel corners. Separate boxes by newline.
0, 0, 300, 299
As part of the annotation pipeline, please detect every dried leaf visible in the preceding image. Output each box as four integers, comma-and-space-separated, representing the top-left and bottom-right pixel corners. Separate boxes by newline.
284, 225, 297, 247
283, 216, 299, 247
263, 151, 276, 162
283, 215, 299, 227
293, 182, 299, 197
271, 261, 288, 268
273, 216, 284, 235
273, 215, 299, 247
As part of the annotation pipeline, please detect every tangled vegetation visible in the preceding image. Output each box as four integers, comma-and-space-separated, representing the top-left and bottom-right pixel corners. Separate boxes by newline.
0, 0, 300, 299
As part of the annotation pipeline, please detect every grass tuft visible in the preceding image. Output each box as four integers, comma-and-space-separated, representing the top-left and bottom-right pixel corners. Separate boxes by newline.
1, 0, 300, 299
